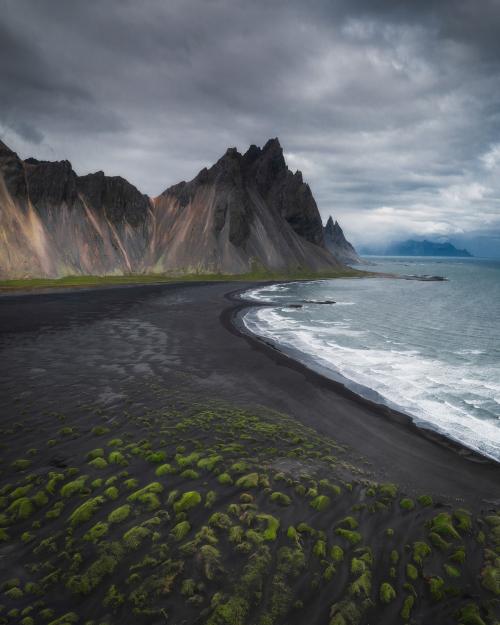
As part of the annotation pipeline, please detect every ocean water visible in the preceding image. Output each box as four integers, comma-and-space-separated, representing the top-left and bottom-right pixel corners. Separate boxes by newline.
242, 258, 500, 461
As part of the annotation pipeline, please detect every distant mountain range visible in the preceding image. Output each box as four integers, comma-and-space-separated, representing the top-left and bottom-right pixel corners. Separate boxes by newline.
361, 239, 473, 257
0, 138, 364, 279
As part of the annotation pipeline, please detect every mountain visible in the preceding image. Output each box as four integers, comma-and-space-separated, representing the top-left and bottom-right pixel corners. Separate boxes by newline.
361, 239, 473, 257
0, 138, 341, 279
323, 216, 364, 265
151, 139, 338, 274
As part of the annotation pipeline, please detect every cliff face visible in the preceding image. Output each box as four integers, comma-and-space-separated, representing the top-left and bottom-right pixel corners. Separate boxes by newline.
152, 138, 336, 274
0, 138, 341, 278
323, 216, 363, 265
0, 140, 152, 278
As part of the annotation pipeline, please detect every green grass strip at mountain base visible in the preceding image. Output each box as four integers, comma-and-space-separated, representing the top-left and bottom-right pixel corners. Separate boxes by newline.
0, 268, 369, 292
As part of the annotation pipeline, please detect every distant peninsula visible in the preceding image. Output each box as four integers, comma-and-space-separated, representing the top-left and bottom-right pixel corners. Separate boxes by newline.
363, 239, 473, 257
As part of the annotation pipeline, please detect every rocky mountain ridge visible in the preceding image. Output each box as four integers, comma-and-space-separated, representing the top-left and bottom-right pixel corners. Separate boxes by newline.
323, 216, 363, 265
0, 138, 351, 278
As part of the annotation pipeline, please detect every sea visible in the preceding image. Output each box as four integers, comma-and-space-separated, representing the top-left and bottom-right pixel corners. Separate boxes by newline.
242, 257, 500, 461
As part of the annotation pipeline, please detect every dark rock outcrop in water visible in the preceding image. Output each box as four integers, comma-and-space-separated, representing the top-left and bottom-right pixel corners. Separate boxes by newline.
323, 215, 364, 265
401, 275, 447, 281
0, 138, 341, 278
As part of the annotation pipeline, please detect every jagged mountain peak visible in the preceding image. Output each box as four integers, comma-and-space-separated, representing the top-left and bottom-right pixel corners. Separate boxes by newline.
202, 137, 285, 180
264, 136, 281, 148
158, 139, 326, 249
325, 216, 344, 236
325, 215, 335, 230
0, 137, 342, 278
324, 214, 363, 266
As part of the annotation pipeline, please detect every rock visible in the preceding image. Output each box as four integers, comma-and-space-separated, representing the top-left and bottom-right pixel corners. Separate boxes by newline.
0, 137, 343, 278
0, 140, 28, 199
324, 216, 364, 266
24, 159, 79, 215
402, 275, 448, 281
154, 138, 340, 274
77, 171, 150, 227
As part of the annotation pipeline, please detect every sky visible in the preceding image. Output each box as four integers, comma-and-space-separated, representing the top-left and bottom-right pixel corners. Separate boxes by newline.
1, 0, 500, 255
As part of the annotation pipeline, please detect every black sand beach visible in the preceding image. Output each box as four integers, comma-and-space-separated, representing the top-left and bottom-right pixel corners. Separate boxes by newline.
1, 281, 497, 503
0, 281, 499, 625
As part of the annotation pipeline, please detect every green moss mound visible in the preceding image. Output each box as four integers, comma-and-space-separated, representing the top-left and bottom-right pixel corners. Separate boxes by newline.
270, 491, 291, 506
69, 496, 104, 526
173, 491, 202, 514
310, 495, 331, 511
379, 582, 396, 603
235, 473, 259, 489
0, 396, 495, 625
107, 504, 131, 524
399, 497, 415, 511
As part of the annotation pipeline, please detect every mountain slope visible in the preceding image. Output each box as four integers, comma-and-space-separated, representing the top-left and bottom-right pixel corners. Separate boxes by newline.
0, 140, 152, 278
0, 138, 340, 278
151, 139, 338, 273
323, 216, 363, 265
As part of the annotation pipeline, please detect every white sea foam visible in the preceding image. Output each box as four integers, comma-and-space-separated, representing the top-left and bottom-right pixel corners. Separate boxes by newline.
242, 272, 500, 461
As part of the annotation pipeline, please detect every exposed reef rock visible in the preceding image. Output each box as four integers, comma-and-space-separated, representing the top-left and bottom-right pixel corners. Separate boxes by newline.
0, 138, 341, 278
401, 275, 448, 281
323, 216, 364, 265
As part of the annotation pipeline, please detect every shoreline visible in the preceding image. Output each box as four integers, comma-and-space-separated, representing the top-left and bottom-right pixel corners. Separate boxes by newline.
222, 285, 498, 469
1, 280, 499, 507
0, 267, 367, 295
2, 279, 499, 622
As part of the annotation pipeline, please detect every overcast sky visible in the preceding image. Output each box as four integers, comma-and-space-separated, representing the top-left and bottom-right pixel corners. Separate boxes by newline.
1, 0, 500, 252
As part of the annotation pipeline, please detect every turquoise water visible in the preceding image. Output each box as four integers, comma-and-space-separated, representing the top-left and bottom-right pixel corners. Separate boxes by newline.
243, 258, 500, 461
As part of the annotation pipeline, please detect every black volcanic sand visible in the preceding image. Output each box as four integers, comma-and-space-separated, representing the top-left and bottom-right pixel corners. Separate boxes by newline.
0, 282, 499, 625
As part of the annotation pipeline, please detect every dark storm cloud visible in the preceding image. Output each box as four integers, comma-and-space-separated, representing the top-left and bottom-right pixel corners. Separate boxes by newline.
1, 0, 500, 246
